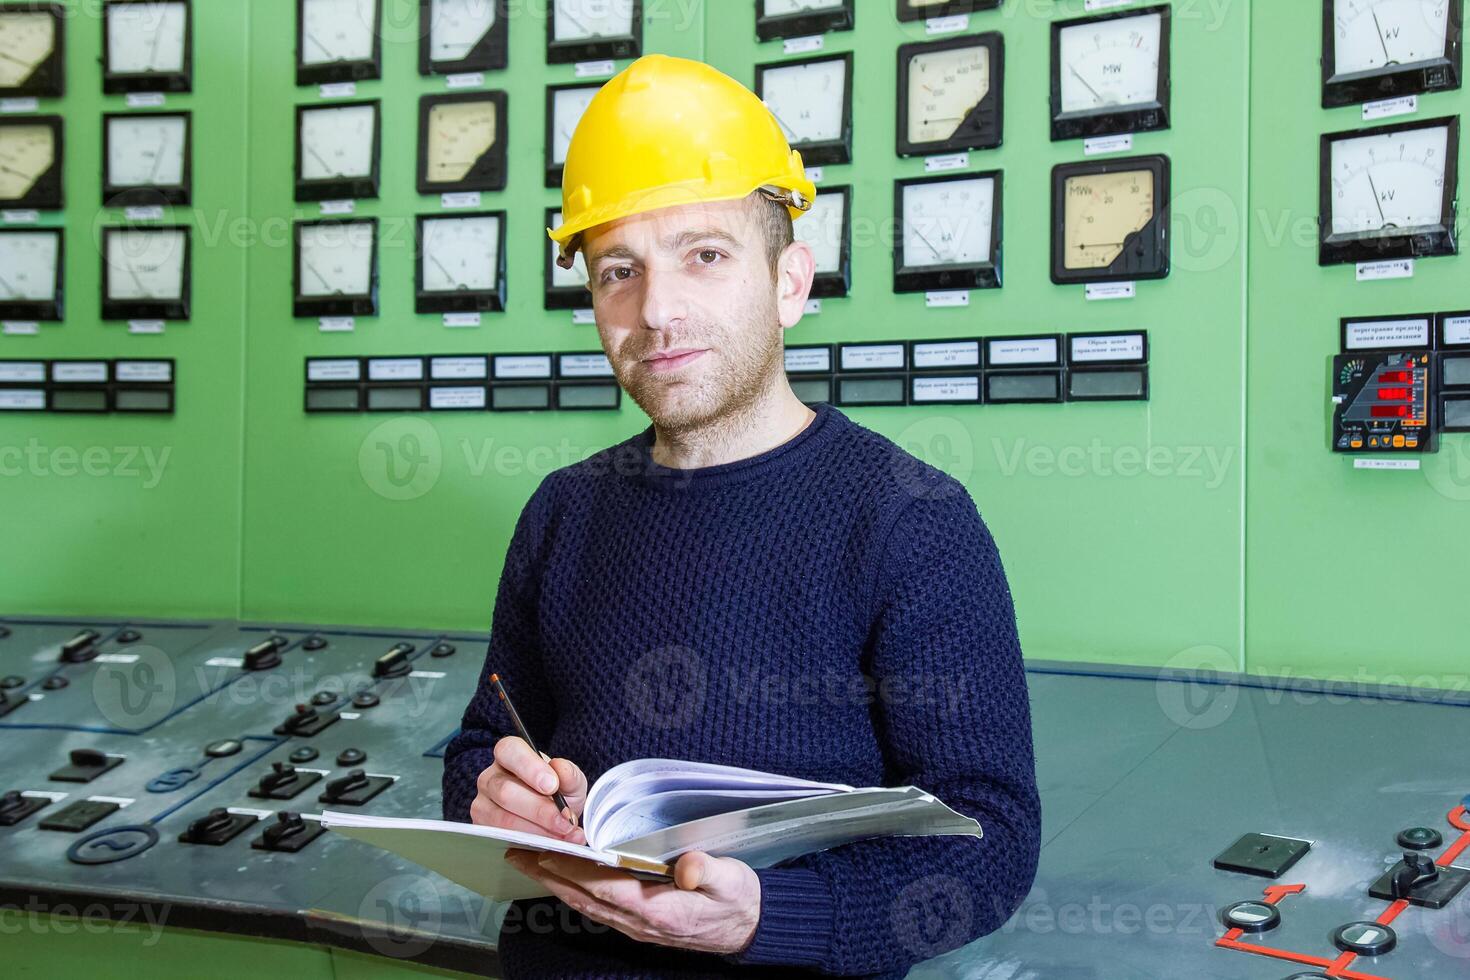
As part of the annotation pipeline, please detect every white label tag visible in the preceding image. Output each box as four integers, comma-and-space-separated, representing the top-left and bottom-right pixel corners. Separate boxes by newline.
559, 353, 613, 377
805, 167, 823, 183
1444, 316, 1470, 346
319, 316, 355, 332
308, 358, 361, 381
785, 348, 831, 373
1356, 259, 1414, 281
912, 376, 980, 402
368, 358, 424, 381
433, 356, 488, 380
913, 340, 980, 369
445, 72, 484, 89
0, 362, 45, 382
86, 796, 134, 807
989, 337, 1059, 366
22, 791, 68, 802
443, 311, 481, 328
125, 92, 165, 108
1084, 134, 1133, 156
94, 653, 139, 664
926, 14, 970, 35
803, 299, 822, 315
1086, 0, 1135, 9
841, 344, 906, 371
116, 360, 173, 383
409, 670, 446, 679
2, 210, 38, 224
571, 308, 596, 324
204, 656, 243, 668
1, 98, 40, 113
1354, 458, 1421, 471
319, 82, 356, 98
1086, 282, 1136, 301
1343, 317, 1431, 350
319, 199, 355, 215
1071, 333, 1146, 362
128, 320, 166, 334
494, 355, 553, 379
440, 191, 481, 209
783, 35, 823, 55
52, 361, 108, 382
429, 386, 486, 410
924, 152, 969, 173
124, 206, 165, 221
227, 806, 272, 818
339, 712, 361, 721
2, 322, 40, 335
0, 389, 45, 409
575, 60, 616, 78
1363, 95, 1417, 121
925, 290, 970, 308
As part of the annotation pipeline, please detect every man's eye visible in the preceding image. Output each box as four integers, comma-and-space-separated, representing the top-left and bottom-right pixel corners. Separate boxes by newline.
603, 267, 632, 283
696, 249, 721, 264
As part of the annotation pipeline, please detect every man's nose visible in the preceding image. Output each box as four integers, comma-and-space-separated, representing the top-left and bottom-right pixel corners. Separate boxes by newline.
637, 262, 689, 331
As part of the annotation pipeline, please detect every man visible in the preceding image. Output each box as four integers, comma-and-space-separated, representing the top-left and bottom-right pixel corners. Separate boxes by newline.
442, 54, 1040, 978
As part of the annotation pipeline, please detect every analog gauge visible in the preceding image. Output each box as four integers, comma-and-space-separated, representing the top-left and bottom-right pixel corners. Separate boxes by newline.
416, 212, 506, 313
894, 172, 1001, 292
1051, 155, 1170, 284
545, 207, 591, 309
0, 3, 63, 97
1324, 0, 1462, 106
793, 184, 851, 297
898, 32, 1002, 156
103, 0, 192, 93
755, 52, 852, 165
295, 101, 380, 201
420, 0, 507, 74
1051, 5, 1170, 140
0, 228, 62, 319
545, 82, 600, 187
102, 225, 190, 319
417, 91, 507, 193
547, 0, 641, 64
0, 115, 62, 209
896, 0, 999, 23
756, 0, 852, 43
104, 112, 190, 206
294, 218, 377, 317
1320, 116, 1459, 265
297, 0, 381, 84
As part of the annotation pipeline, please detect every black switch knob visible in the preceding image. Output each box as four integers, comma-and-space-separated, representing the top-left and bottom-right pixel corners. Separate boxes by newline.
302, 635, 327, 651
323, 769, 369, 800
281, 706, 318, 734
116, 629, 141, 644
69, 748, 109, 769
431, 642, 456, 658
373, 643, 414, 678
244, 638, 283, 671
259, 763, 299, 794
59, 629, 100, 663
1391, 851, 1440, 899
0, 791, 23, 816
0, 675, 24, 689
264, 812, 307, 848
187, 808, 234, 840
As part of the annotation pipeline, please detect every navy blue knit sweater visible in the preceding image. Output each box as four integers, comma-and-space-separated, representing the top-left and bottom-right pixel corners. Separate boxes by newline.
442, 401, 1040, 978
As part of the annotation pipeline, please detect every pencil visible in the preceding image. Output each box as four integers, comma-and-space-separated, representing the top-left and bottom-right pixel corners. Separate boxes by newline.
489, 672, 575, 828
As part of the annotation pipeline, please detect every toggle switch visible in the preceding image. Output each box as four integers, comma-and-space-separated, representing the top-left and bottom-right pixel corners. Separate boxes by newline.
58, 629, 101, 663
248, 762, 322, 801
318, 768, 392, 806
273, 704, 338, 737
178, 807, 259, 846
50, 748, 125, 783
373, 642, 415, 678
0, 790, 51, 826
251, 811, 327, 853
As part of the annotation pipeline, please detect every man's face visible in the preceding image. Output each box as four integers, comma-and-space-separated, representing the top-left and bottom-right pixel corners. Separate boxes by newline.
580, 196, 805, 432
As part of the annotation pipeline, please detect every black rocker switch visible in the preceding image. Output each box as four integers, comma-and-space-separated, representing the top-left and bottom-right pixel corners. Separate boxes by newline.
50, 748, 125, 783
1370, 848, 1470, 909
243, 637, 285, 672
0, 790, 51, 826
272, 704, 338, 737
1393, 851, 1440, 899
248, 762, 321, 801
373, 642, 414, 678
178, 807, 259, 846
58, 629, 101, 663
251, 811, 327, 853
318, 768, 392, 806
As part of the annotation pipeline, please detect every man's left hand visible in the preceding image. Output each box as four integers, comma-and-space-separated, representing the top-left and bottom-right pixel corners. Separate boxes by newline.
503, 847, 760, 955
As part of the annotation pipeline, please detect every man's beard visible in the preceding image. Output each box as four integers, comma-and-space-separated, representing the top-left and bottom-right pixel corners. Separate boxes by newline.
612, 295, 785, 435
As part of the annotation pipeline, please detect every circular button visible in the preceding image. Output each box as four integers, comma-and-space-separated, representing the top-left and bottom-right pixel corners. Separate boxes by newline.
1221, 900, 1280, 934
0, 625, 11, 638
1398, 827, 1443, 850
0, 675, 24, 689
1332, 921, 1396, 956
310, 691, 336, 706
204, 739, 242, 758
352, 691, 379, 709
336, 747, 366, 766
42, 675, 69, 690
302, 635, 327, 651
431, 642, 456, 658
288, 747, 319, 764
116, 629, 141, 644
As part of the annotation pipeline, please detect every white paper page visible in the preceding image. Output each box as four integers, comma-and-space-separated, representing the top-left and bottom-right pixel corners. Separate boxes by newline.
594, 787, 844, 846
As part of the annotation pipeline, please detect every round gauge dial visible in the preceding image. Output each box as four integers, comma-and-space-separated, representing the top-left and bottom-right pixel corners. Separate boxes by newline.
1332, 0, 1452, 75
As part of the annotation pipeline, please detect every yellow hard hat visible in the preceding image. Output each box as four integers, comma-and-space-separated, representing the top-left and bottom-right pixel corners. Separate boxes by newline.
548, 54, 816, 270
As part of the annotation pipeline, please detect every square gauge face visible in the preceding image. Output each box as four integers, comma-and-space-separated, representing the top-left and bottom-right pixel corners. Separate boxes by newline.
1050, 4, 1171, 141
756, 0, 853, 43
895, 0, 1001, 23
1322, 0, 1463, 107
297, 0, 382, 85
295, 100, 380, 201
416, 211, 506, 313
893, 171, 1002, 293
897, 32, 1004, 157
1050, 155, 1170, 285
793, 185, 851, 298
0, 227, 63, 320
103, 112, 191, 206
755, 52, 853, 166
1319, 116, 1459, 266
420, 0, 508, 75
545, 208, 592, 310
545, 82, 601, 188
104, 1, 192, 93
417, 91, 508, 194
547, 0, 642, 65
0, 115, 63, 210
0, 3, 65, 97
101, 225, 190, 320
294, 218, 378, 318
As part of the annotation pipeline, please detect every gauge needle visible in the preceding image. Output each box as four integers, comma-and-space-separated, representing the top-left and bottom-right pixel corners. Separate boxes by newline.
0, 51, 31, 68
0, 162, 33, 178
1366, 171, 1387, 226
1068, 63, 1104, 104
305, 32, 337, 60
561, 11, 596, 36
306, 145, 335, 176
1371, 10, 1394, 65
767, 107, 799, 141
0, 271, 16, 294
910, 224, 945, 261
148, 17, 164, 69
429, 253, 460, 287
128, 267, 147, 293
304, 260, 334, 291
149, 134, 169, 182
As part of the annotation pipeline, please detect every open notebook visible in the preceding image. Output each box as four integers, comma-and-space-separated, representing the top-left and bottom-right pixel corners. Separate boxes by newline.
320, 758, 983, 901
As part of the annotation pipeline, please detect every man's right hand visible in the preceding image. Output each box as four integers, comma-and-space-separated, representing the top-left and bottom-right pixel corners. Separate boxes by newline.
471, 735, 588, 845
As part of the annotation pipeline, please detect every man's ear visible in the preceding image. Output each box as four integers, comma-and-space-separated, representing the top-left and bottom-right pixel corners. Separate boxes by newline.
774, 240, 816, 330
